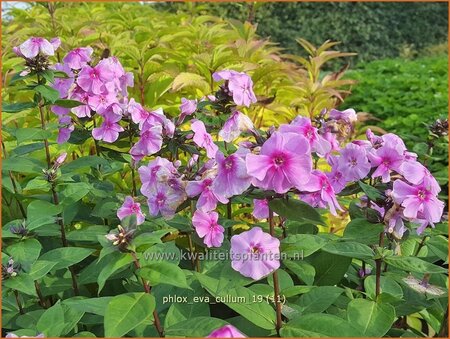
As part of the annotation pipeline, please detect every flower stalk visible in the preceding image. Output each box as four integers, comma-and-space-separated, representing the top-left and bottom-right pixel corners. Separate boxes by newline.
268, 207, 283, 336
130, 251, 164, 337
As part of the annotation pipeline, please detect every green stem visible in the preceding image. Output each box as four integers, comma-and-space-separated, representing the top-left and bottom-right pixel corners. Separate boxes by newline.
131, 251, 164, 337
269, 207, 283, 336
14, 290, 24, 315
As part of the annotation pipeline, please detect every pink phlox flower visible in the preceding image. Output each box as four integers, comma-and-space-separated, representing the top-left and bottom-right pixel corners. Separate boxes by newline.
213, 70, 257, 107
230, 227, 280, 280
207, 325, 247, 338
368, 145, 404, 183
77, 63, 114, 95
144, 108, 175, 138
329, 108, 357, 123
212, 151, 251, 202
63, 47, 93, 69
381, 133, 407, 153
146, 183, 186, 219
326, 161, 347, 194
392, 180, 444, 224
88, 92, 118, 115
400, 161, 440, 195
138, 157, 178, 195
246, 132, 312, 193
70, 88, 93, 118
301, 170, 343, 215
192, 210, 224, 248
279, 116, 331, 157
52, 63, 74, 98
178, 98, 197, 124
17, 37, 56, 58
365, 128, 383, 148
299, 192, 327, 209
186, 177, 220, 212
92, 109, 124, 143
219, 111, 254, 143
130, 123, 163, 162
337, 143, 371, 181
191, 119, 218, 159
117, 196, 146, 225
252, 199, 277, 219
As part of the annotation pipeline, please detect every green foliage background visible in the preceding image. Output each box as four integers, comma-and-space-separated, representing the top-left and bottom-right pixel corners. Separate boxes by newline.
159, 2, 448, 63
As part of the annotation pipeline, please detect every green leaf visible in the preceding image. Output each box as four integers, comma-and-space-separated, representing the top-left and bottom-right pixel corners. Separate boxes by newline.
15, 128, 52, 144
40, 69, 55, 83
343, 218, 384, 245
384, 256, 447, 273
297, 286, 343, 314
195, 272, 276, 330
139, 262, 190, 289
59, 182, 92, 205
97, 252, 134, 293
104, 293, 155, 337
3, 274, 37, 296
164, 286, 210, 328
39, 247, 94, 270
34, 84, 60, 103
54, 99, 83, 108
165, 317, 229, 337
311, 251, 352, 286
6, 238, 42, 271
281, 313, 361, 337
23, 177, 51, 192
358, 181, 383, 202
2, 157, 44, 174
270, 198, 326, 226
36, 302, 66, 337
29, 260, 57, 280
281, 234, 327, 257
66, 225, 109, 242
364, 276, 403, 301
26, 200, 62, 230
2, 102, 36, 113
347, 299, 396, 337
283, 260, 315, 285
322, 241, 374, 260
64, 296, 113, 316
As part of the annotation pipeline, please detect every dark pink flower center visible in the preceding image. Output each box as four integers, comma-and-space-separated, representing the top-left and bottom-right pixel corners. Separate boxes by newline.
224, 157, 234, 170
156, 193, 166, 206
274, 154, 285, 166
417, 189, 429, 201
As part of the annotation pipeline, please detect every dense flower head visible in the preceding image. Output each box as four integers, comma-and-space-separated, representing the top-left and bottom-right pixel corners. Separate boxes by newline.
231, 227, 280, 280
192, 210, 224, 248
246, 132, 312, 193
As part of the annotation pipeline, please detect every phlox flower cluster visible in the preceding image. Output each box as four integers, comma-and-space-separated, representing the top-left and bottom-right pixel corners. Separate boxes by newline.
17, 38, 444, 284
